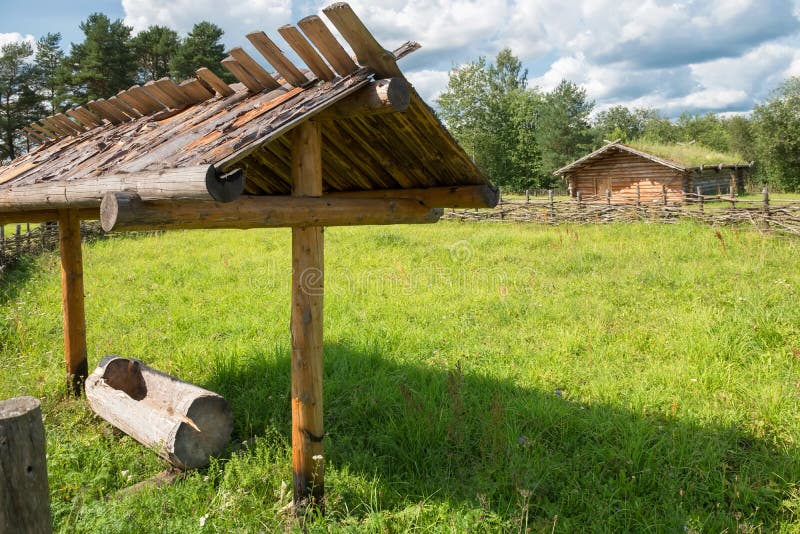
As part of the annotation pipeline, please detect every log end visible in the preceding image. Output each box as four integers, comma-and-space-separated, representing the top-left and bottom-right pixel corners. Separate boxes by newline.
382, 78, 410, 113
207, 167, 245, 203
427, 207, 444, 223
0, 396, 40, 420
100, 191, 138, 233
484, 185, 500, 208
173, 395, 234, 469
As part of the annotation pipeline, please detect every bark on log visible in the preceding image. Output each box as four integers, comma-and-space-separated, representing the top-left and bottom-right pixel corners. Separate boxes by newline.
0, 166, 244, 213
316, 78, 409, 120
85, 356, 233, 469
100, 193, 443, 232
327, 184, 499, 208
58, 210, 88, 396
0, 396, 53, 534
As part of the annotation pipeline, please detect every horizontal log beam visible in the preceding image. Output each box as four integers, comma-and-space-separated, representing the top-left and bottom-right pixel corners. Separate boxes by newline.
327, 184, 499, 208
316, 78, 409, 120
0, 208, 98, 225
0, 166, 244, 213
101, 193, 443, 232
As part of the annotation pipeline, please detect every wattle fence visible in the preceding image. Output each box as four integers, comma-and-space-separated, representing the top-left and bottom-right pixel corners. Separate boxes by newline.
443, 190, 800, 237
0, 222, 104, 273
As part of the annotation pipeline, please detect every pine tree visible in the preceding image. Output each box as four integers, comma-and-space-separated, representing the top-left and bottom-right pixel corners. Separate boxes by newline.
66, 13, 136, 104
0, 42, 42, 159
170, 22, 229, 81
132, 25, 180, 81
33, 32, 66, 113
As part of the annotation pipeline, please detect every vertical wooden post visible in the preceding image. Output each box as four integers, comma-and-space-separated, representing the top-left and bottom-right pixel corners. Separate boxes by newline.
548, 189, 554, 220
697, 186, 704, 214
662, 184, 668, 206
577, 191, 582, 209
0, 396, 53, 534
762, 187, 770, 229
0, 225, 5, 259
729, 185, 735, 209
605, 188, 611, 206
525, 189, 530, 203
57, 210, 88, 396
290, 120, 325, 513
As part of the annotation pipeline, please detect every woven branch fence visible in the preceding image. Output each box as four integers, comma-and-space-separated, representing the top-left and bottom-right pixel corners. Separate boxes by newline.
444, 190, 800, 237
0, 222, 104, 273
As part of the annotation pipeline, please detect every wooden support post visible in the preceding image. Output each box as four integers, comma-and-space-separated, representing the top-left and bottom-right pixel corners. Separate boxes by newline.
0, 396, 53, 534
577, 191, 582, 209
605, 188, 611, 206
548, 190, 554, 220
729, 185, 735, 209
636, 183, 641, 208
697, 186, 704, 214
290, 121, 325, 513
763, 187, 770, 229
662, 184, 668, 206
525, 190, 530, 203
57, 210, 87, 396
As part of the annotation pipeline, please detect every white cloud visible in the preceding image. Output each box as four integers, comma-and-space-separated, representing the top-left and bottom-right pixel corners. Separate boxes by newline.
122, 0, 292, 39
119, 0, 800, 116
0, 32, 36, 49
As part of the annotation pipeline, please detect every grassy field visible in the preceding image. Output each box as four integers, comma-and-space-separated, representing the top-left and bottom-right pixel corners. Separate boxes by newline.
1, 221, 799, 532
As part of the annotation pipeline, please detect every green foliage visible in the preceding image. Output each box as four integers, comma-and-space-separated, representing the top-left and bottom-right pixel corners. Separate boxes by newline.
1, 223, 799, 531
65, 13, 136, 103
33, 33, 67, 113
753, 77, 800, 191
628, 140, 745, 167
0, 41, 41, 160
170, 22, 229, 82
132, 26, 180, 81
593, 105, 657, 143
439, 50, 598, 192
536, 80, 594, 174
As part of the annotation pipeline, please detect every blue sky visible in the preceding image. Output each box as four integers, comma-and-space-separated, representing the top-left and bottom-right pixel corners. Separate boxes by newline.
2, 0, 799, 117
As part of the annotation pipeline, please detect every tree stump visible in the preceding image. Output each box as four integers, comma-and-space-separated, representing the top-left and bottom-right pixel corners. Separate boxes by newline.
0, 396, 52, 534
85, 356, 233, 469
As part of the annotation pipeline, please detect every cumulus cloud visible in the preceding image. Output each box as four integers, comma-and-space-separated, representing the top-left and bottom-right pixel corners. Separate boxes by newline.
120, 0, 800, 115
0, 32, 36, 49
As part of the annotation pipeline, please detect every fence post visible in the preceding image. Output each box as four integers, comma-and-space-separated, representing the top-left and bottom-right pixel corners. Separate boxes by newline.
548, 189, 554, 220
26, 223, 31, 251
577, 191, 582, 209
0, 396, 53, 534
729, 185, 735, 209
0, 225, 4, 259
697, 186, 704, 214
636, 184, 641, 208
525, 189, 530, 204
662, 184, 668, 206
762, 187, 770, 229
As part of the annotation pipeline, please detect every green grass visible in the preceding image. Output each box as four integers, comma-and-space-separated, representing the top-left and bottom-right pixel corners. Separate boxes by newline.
2, 222, 800, 532
628, 140, 746, 167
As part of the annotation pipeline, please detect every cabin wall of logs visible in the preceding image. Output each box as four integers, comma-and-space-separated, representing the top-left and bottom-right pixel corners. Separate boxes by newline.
565, 149, 752, 204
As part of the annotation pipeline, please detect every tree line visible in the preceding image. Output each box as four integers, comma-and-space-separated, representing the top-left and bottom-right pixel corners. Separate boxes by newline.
0, 13, 232, 160
437, 50, 800, 192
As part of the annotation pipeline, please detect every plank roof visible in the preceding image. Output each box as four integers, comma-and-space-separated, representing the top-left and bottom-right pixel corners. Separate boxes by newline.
1, 3, 487, 200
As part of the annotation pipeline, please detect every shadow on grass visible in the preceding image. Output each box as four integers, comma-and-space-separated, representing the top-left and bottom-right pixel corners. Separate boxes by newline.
205, 342, 800, 531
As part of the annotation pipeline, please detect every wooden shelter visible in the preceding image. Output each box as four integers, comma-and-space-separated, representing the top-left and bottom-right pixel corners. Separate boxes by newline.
555, 141, 753, 203
0, 2, 496, 512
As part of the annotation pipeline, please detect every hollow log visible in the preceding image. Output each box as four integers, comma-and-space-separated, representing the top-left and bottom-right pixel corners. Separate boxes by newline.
315, 78, 409, 120
85, 356, 233, 469
0, 396, 53, 534
100, 193, 443, 232
327, 184, 499, 208
0, 166, 244, 214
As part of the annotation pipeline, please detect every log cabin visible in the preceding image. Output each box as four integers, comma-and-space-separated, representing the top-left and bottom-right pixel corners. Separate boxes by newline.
555, 140, 753, 204
0, 2, 497, 513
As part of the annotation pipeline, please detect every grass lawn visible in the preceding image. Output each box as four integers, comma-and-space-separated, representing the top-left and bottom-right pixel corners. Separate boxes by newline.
1, 221, 799, 532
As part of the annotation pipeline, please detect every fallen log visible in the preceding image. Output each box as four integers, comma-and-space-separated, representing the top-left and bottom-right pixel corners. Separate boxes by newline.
0, 166, 244, 214
0, 396, 53, 534
85, 356, 233, 469
101, 193, 443, 232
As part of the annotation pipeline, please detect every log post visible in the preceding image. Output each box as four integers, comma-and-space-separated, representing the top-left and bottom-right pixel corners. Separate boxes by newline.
636, 183, 641, 208
605, 188, 611, 206
763, 187, 770, 229
57, 210, 88, 396
525, 190, 530, 203
0, 396, 53, 534
662, 184, 668, 206
697, 186, 704, 214
290, 120, 325, 513
548, 189, 554, 220
577, 191, 582, 209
